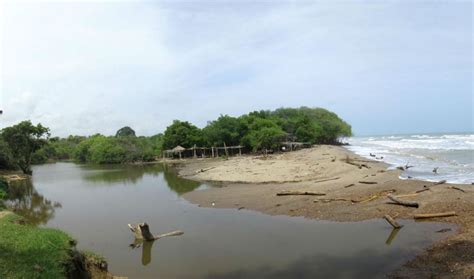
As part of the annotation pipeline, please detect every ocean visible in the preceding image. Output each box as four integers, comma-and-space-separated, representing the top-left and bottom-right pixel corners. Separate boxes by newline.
345, 133, 473, 185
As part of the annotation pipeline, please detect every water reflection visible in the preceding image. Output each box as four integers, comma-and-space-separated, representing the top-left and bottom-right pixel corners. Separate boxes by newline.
82, 164, 163, 184
82, 163, 202, 195
130, 239, 155, 266
163, 169, 201, 194
385, 228, 402, 245
6, 179, 61, 225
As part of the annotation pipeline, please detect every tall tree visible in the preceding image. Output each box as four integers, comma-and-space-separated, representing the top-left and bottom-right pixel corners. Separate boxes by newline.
162, 120, 203, 149
1, 121, 50, 174
116, 126, 136, 137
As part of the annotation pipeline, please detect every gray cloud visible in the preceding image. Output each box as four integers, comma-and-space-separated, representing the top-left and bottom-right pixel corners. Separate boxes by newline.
1, 1, 472, 136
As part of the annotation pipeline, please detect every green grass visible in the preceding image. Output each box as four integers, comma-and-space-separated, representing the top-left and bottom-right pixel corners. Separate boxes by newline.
0, 213, 73, 279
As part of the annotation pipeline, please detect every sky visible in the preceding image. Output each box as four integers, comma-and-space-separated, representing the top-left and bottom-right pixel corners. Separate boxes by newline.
0, 0, 472, 137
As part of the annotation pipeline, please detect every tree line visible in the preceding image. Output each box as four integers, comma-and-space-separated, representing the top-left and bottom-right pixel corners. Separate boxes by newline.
0, 107, 351, 173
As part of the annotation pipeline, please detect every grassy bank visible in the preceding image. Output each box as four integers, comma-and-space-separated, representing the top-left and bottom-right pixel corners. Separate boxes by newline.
0, 175, 111, 279
0, 212, 74, 278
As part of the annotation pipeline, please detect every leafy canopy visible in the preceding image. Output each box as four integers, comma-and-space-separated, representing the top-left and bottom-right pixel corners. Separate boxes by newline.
1, 121, 50, 174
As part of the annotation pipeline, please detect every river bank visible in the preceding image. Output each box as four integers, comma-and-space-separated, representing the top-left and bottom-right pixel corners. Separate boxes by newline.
177, 145, 474, 278
0, 175, 118, 279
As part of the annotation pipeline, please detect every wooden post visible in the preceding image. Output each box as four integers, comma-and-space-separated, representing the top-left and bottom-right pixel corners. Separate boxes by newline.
224, 142, 229, 157
211, 147, 214, 158
239, 147, 242, 156
179, 151, 182, 160
193, 144, 197, 158
216, 147, 219, 157
384, 214, 403, 229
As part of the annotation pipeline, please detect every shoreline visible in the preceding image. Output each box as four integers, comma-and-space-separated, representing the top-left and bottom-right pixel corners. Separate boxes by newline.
176, 145, 473, 278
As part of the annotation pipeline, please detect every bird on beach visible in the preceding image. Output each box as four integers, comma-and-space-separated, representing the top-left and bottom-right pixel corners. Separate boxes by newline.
433, 167, 439, 174
370, 153, 376, 157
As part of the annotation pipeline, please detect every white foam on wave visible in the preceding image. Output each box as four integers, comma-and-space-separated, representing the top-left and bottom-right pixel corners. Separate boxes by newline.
346, 134, 474, 184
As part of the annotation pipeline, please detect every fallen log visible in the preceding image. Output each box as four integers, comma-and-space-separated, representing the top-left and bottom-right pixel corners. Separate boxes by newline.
345, 156, 371, 169
395, 193, 418, 198
353, 195, 378, 203
358, 181, 378, 184
195, 166, 216, 174
414, 211, 456, 219
351, 189, 396, 203
128, 223, 184, 241
447, 186, 466, 193
277, 191, 326, 196
416, 187, 430, 193
387, 194, 419, 208
314, 198, 349, 203
313, 177, 340, 184
433, 180, 447, 185
384, 214, 403, 229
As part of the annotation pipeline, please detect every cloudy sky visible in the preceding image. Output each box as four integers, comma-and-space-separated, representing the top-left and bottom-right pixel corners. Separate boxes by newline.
0, 0, 472, 136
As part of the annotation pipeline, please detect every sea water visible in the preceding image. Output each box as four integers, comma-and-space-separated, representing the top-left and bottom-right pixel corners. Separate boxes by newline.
345, 133, 473, 184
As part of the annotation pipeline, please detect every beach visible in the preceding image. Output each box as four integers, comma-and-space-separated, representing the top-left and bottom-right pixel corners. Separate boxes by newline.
177, 145, 473, 278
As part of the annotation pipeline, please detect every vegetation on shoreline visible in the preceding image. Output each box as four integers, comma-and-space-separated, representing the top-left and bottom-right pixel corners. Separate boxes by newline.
0, 212, 74, 278
0, 107, 351, 170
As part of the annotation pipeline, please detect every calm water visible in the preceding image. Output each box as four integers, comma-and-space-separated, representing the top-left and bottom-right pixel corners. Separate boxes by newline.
7, 163, 455, 279
346, 133, 473, 184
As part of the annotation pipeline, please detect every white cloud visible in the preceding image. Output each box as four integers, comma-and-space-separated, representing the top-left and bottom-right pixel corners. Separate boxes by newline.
0, 1, 471, 136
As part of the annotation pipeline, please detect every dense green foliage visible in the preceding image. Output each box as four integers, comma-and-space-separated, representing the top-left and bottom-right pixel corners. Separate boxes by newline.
1, 121, 50, 174
0, 107, 351, 166
163, 107, 351, 151
162, 120, 204, 149
73, 135, 155, 164
116, 126, 136, 137
0, 213, 74, 278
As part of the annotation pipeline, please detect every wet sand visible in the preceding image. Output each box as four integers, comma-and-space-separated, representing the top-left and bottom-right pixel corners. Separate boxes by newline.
176, 145, 474, 278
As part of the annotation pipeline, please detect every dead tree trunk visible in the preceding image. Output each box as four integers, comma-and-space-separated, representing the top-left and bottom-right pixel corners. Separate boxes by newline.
383, 214, 403, 229
128, 223, 183, 241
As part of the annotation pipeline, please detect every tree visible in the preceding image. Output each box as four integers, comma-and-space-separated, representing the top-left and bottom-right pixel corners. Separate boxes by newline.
116, 126, 136, 137
241, 118, 286, 151
0, 138, 15, 170
162, 120, 203, 149
202, 115, 242, 146
1, 121, 50, 174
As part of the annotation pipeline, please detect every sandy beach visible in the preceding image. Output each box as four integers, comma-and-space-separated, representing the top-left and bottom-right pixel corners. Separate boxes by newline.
176, 145, 473, 278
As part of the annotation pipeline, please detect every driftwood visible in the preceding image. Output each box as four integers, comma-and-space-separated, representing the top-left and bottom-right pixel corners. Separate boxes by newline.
195, 167, 216, 174
345, 156, 370, 169
344, 183, 355, 188
387, 194, 419, 208
277, 191, 326, 196
447, 186, 466, 193
414, 211, 456, 219
358, 181, 378, 185
433, 180, 447, 185
351, 189, 396, 203
313, 177, 340, 184
416, 187, 430, 193
395, 193, 418, 198
313, 198, 349, 203
384, 214, 403, 229
128, 223, 184, 241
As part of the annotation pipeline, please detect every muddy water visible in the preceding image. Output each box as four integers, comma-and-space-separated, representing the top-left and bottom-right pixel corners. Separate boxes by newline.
8, 162, 455, 279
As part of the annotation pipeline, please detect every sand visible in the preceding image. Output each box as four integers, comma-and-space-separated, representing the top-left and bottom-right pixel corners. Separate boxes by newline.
176, 145, 474, 278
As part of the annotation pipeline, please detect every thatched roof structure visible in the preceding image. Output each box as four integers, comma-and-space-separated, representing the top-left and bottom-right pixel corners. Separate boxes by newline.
171, 145, 186, 152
